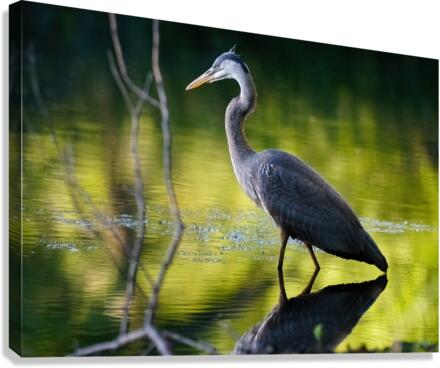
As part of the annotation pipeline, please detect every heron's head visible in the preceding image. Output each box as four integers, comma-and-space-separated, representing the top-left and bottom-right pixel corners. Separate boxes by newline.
185, 48, 249, 91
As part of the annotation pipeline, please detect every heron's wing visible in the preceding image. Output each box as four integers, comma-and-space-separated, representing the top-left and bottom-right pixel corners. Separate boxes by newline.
254, 154, 363, 256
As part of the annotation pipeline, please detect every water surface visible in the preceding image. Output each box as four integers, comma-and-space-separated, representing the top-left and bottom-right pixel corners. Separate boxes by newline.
10, 2, 438, 356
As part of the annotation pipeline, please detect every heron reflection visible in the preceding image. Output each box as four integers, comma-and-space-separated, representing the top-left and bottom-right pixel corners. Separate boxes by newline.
234, 270, 387, 354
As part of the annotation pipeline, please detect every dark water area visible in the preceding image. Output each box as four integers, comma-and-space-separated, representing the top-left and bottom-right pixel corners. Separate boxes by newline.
10, 2, 438, 356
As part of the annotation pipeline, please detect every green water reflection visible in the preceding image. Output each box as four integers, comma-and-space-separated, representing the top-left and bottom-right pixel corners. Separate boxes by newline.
11, 2, 438, 356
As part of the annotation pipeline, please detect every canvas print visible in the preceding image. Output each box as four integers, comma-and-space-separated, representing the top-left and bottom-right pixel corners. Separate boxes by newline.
9, 0, 438, 357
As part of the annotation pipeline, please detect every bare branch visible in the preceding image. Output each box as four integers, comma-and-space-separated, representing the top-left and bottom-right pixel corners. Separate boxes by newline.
71, 326, 219, 356
107, 16, 153, 336
27, 43, 48, 116
108, 50, 134, 114
108, 13, 159, 107
71, 324, 171, 356
27, 45, 155, 317
27, 43, 134, 270
119, 104, 148, 335
68, 17, 219, 358
162, 330, 218, 355
144, 19, 185, 326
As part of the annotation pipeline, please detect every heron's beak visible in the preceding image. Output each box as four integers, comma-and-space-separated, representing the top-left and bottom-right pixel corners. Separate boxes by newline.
185, 68, 215, 91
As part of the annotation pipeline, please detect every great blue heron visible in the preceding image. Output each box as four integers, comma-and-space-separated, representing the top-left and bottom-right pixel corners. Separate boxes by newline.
186, 49, 388, 272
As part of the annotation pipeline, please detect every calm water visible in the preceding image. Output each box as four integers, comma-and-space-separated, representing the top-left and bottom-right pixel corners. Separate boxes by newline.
10, 3, 438, 356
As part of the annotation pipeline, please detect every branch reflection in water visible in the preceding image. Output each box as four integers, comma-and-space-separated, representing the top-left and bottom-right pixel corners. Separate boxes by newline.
234, 270, 387, 354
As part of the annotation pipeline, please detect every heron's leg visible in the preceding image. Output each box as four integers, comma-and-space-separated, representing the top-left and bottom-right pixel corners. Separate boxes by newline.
305, 242, 321, 270
277, 267, 288, 305
277, 229, 289, 270
300, 267, 320, 295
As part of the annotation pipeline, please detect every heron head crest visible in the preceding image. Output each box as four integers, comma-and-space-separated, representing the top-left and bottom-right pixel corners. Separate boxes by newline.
185, 47, 249, 90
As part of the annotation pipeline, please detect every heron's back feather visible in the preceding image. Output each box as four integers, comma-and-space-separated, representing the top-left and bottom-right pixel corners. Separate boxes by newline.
249, 149, 387, 270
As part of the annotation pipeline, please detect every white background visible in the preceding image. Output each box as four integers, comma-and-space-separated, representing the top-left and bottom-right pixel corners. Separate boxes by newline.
1, 0, 439, 367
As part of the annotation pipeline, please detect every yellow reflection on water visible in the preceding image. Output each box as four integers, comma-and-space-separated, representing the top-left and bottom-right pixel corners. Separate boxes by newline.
16, 24, 438, 356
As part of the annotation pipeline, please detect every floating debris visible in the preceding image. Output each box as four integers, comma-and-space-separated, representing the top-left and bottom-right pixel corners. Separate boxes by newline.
46, 242, 80, 252
361, 218, 436, 234
228, 231, 246, 243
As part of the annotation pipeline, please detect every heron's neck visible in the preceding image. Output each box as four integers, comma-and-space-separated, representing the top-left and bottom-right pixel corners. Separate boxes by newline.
225, 71, 257, 168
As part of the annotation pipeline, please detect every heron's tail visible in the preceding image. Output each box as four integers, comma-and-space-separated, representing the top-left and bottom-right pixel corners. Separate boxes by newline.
361, 231, 388, 272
